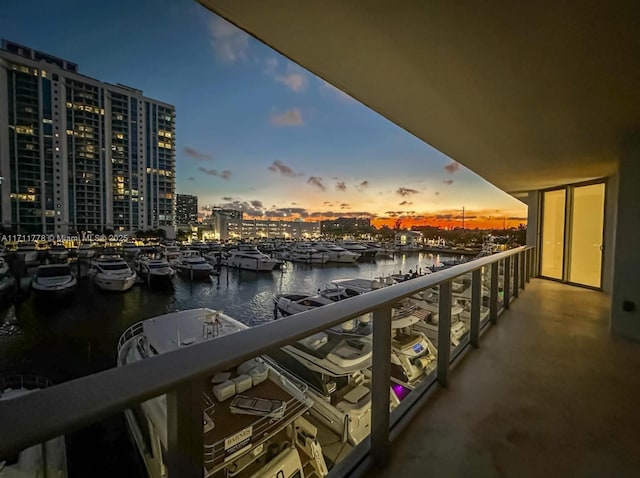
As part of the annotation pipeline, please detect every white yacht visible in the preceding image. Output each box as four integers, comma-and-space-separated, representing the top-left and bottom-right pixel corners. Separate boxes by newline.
225, 245, 281, 271
117, 309, 329, 478
337, 241, 377, 261
88, 255, 137, 292
269, 326, 400, 451
0, 375, 68, 478
77, 242, 97, 259
310, 242, 360, 263
274, 285, 348, 317
47, 244, 69, 263
135, 257, 175, 285
172, 250, 215, 279
31, 264, 77, 296
161, 245, 181, 263
16, 242, 38, 265
286, 244, 328, 264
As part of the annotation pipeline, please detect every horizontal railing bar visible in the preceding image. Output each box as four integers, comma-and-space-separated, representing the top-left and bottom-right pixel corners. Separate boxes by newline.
0, 246, 532, 457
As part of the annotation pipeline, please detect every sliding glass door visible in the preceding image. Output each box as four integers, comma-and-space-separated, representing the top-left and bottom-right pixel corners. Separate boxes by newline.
540, 181, 605, 288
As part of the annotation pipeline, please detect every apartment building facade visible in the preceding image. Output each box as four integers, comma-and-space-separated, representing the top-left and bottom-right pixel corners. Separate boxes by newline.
0, 40, 176, 236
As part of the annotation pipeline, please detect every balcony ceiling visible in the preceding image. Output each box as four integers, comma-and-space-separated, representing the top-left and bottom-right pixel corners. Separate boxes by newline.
199, 1, 640, 194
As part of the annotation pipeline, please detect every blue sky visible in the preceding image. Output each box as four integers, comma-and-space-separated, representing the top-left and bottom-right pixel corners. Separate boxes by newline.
1, 0, 526, 227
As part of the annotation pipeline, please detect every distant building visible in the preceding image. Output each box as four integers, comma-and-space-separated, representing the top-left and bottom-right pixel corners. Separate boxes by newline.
209, 214, 320, 241
0, 40, 176, 235
176, 194, 198, 226
395, 230, 423, 251
320, 217, 371, 234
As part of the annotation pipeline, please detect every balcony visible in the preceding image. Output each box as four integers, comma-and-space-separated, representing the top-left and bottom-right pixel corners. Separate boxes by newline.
372, 279, 640, 477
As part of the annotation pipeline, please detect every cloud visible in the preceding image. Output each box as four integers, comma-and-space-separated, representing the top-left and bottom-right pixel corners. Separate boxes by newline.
340, 203, 350, 209
264, 57, 278, 74
184, 147, 212, 161
208, 17, 249, 63
356, 180, 369, 191
444, 161, 460, 174
198, 167, 232, 180
222, 196, 233, 201
336, 181, 347, 192
399, 201, 413, 206
250, 200, 263, 208
307, 176, 326, 191
322, 201, 333, 206
434, 191, 440, 195
291, 202, 298, 205
309, 211, 375, 218
443, 179, 454, 185
270, 108, 304, 126
187, 177, 195, 181
267, 160, 303, 177
276, 73, 307, 92
396, 187, 419, 197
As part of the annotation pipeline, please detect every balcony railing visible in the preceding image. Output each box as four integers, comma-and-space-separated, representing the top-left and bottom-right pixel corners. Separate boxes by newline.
0, 245, 534, 477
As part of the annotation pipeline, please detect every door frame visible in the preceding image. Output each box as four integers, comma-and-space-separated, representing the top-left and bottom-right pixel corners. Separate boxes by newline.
539, 178, 607, 290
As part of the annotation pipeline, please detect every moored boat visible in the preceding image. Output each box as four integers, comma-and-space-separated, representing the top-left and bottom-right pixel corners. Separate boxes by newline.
116, 309, 329, 478
31, 264, 77, 297
88, 255, 137, 292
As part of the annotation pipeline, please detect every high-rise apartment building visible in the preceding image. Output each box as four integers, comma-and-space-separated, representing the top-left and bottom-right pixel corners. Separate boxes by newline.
0, 40, 176, 235
176, 194, 198, 225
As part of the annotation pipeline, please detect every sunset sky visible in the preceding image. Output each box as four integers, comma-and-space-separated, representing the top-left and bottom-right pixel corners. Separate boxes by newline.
1, 0, 527, 229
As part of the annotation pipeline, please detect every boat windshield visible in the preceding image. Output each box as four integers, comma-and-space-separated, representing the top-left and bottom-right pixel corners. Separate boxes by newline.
147, 263, 168, 269
99, 263, 129, 271
37, 266, 71, 277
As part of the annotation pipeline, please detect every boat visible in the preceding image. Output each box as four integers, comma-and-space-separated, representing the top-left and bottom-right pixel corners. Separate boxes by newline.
31, 264, 77, 296
225, 244, 281, 271
160, 244, 181, 263
135, 256, 175, 285
122, 242, 141, 258
117, 309, 329, 478
309, 242, 360, 263
285, 244, 329, 264
276, 284, 437, 387
336, 241, 378, 261
77, 242, 97, 259
47, 244, 69, 263
16, 242, 38, 265
172, 250, 216, 279
0, 375, 68, 477
274, 285, 348, 317
268, 324, 400, 451
87, 255, 137, 292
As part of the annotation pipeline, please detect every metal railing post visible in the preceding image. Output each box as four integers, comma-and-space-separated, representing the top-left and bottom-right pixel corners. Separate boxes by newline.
437, 281, 452, 386
526, 248, 532, 282
490, 261, 499, 324
371, 305, 392, 467
504, 256, 511, 309
470, 269, 481, 348
513, 253, 520, 298
520, 251, 526, 290
167, 380, 204, 478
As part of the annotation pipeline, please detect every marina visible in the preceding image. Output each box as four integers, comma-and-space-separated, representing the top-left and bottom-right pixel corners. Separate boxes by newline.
0, 246, 470, 477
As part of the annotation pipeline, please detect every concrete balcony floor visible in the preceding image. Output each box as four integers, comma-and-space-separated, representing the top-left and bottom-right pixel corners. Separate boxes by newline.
374, 279, 640, 478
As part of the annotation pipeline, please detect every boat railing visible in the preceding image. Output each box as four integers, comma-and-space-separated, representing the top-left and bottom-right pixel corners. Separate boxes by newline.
117, 321, 145, 353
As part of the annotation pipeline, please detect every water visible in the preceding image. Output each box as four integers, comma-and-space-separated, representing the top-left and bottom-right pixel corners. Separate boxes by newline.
0, 251, 458, 477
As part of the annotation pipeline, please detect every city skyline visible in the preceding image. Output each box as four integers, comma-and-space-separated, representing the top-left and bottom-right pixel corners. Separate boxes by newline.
0, 0, 527, 230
